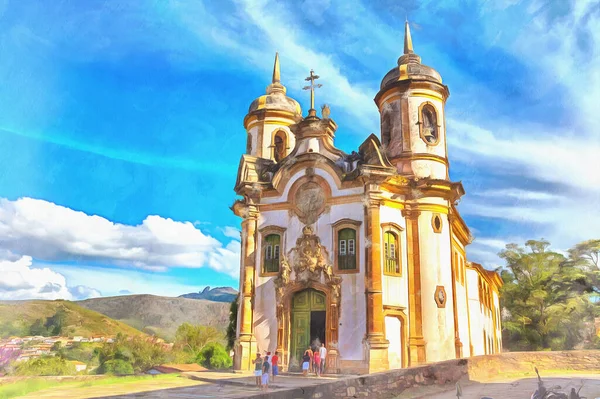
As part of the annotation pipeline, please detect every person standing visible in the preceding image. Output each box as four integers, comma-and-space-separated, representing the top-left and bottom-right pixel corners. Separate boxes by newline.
302, 347, 311, 376
271, 351, 279, 382
252, 353, 263, 387
261, 357, 270, 390
313, 348, 321, 377
319, 344, 327, 375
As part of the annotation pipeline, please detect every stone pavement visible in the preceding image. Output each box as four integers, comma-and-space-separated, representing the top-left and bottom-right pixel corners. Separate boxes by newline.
90, 372, 346, 399
412, 375, 600, 399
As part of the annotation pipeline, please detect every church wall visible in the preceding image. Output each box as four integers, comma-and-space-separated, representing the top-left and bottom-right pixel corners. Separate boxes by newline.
379, 205, 409, 309
451, 238, 471, 358
417, 209, 456, 362
466, 268, 484, 356
247, 125, 259, 157
252, 191, 367, 362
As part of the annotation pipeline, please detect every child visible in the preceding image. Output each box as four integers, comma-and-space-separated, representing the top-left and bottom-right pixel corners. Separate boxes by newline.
261, 356, 270, 390
252, 353, 263, 387
313, 349, 321, 377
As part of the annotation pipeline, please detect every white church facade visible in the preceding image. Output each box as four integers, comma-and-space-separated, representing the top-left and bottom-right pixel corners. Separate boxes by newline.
232, 22, 503, 374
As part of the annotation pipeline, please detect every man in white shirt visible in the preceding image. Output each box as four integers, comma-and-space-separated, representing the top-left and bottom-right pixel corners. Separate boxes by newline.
319, 344, 327, 374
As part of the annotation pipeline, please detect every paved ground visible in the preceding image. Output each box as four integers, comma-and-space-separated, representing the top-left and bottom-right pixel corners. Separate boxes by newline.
89, 372, 343, 399
410, 375, 600, 399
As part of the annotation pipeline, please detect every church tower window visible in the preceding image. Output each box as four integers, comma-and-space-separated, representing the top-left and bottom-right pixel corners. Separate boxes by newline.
384, 231, 401, 276
273, 130, 287, 162
263, 233, 281, 274
419, 103, 439, 145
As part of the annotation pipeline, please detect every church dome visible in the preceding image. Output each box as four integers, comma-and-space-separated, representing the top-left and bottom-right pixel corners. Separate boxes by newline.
379, 21, 443, 91
247, 53, 302, 116
248, 92, 301, 115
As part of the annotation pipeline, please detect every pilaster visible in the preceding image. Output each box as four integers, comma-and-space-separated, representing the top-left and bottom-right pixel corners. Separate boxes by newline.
235, 204, 259, 371
402, 208, 426, 365
364, 186, 389, 372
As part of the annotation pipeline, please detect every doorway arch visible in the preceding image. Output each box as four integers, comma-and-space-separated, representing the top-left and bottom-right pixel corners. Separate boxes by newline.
290, 289, 326, 367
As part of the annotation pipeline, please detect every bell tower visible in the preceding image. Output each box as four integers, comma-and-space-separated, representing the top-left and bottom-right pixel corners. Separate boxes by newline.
243, 53, 302, 163
374, 22, 450, 180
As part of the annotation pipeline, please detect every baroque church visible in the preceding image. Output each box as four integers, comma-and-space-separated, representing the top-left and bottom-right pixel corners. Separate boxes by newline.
232, 22, 503, 374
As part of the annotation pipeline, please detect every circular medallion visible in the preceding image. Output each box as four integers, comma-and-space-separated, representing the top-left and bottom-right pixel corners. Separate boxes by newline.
294, 182, 326, 224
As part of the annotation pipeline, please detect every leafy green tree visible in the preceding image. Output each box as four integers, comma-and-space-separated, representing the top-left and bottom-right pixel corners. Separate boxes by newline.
500, 239, 595, 351
226, 295, 239, 351
29, 319, 48, 336
196, 342, 232, 369
98, 359, 134, 375
96, 335, 166, 373
174, 323, 221, 354
13, 356, 76, 376
45, 308, 67, 335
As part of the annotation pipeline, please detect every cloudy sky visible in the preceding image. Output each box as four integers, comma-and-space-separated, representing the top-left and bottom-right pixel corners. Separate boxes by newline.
0, 0, 598, 300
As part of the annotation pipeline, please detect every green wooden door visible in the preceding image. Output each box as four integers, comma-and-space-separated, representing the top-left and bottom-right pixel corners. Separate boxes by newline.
290, 289, 326, 367
291, 311, 310, 364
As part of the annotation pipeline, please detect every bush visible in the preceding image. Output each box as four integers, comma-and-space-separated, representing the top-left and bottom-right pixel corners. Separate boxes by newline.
13, 356, 76, 376
98, 359, 134, 375
196, 342, 232, 369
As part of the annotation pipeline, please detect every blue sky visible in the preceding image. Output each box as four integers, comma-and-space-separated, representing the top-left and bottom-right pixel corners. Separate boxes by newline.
0, 0, 599, 300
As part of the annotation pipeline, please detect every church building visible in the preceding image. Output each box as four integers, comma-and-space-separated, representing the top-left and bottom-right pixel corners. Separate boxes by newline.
232, 22, 503, 374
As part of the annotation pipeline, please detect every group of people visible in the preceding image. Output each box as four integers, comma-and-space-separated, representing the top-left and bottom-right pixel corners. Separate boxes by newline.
252, 351, 279, 390
302, 343, 327, 377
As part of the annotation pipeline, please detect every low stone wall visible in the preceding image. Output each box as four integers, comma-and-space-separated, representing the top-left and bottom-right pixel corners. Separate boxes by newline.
247, 350, 600, 399
468, 350, 600, 381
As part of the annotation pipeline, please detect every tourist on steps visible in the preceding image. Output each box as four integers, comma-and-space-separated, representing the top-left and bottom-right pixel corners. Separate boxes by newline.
261, 356, 270, 390
313, 349, 321, 377
302, 347, 312, 376
272, 351, 279, 382
252, 353, 263, 387
319, 344, 327, 375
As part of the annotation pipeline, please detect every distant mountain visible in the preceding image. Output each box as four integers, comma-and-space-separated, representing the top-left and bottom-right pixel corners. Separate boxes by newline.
179, 286, 238, 303
0, 300, 145, 338
78, 294, 230, 341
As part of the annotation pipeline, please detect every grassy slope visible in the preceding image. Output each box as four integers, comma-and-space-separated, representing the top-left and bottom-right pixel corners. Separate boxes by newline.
0, 300, 145, 338
77, 295, 230, 341
0, 374, 199, 399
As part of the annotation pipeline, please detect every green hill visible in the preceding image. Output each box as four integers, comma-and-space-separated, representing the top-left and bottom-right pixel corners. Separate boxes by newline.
0, 300, 145, 338
77, 295, 230, 341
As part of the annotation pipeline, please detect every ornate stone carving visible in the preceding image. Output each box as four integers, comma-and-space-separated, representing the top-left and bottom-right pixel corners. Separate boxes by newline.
294, 183, 326, 225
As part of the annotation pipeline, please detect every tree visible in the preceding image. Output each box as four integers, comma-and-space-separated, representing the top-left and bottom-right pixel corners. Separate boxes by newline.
45, 308, 67, 335
98, 359, 134, 375
174, 323, 221, 354
13, 356, 76, 376
226, 295, 239, 351
196, 342, 232, 369
29, 319, 48, 336
96, 335, 167, 373
500, 239, 595, 351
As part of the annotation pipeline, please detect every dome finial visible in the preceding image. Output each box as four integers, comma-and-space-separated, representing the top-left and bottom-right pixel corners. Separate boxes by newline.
266, 52, 286, 95
272, 52, 281, 84
404, 20, 414, 55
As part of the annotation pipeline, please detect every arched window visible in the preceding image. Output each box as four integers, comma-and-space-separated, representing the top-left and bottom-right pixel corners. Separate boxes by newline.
384, 231, 400, 276
338, 228, 357, 270
273, 131, 287, 162
263, 234, 281, 274
419, 103, 439, 145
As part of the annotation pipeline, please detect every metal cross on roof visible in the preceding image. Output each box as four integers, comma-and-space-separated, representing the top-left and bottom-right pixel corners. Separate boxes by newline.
303, 69, 322, 112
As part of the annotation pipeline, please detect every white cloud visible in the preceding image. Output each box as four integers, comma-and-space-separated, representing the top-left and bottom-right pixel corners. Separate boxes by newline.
0, 255, 78, 300
0, 197, 241, 277
475, 189, 563, 202
220, 226, 241, 239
